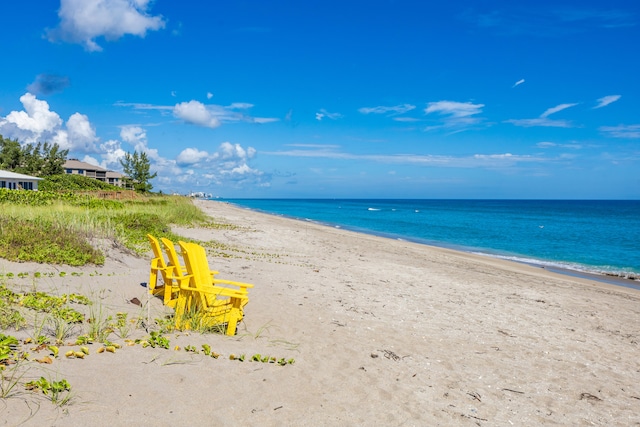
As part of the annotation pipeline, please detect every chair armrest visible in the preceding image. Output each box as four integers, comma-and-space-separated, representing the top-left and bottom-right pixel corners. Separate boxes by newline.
180, 283, 248, 300
212, 278, 254, 292
166, 272, 192, 286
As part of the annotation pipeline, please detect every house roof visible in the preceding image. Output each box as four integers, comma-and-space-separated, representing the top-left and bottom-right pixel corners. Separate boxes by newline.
106, 171, 124, 178
0, 169, 43, 180
64, 159, 108, 172
64, 160, 125, 178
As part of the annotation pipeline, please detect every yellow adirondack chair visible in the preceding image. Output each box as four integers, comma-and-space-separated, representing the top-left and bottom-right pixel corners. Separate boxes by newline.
147, 234, 176, 303
148, 234, 195, 307
156, 237, 215, 307
161, 237, 253, 303
189, 242, 253, 301
174, 241, 252, 335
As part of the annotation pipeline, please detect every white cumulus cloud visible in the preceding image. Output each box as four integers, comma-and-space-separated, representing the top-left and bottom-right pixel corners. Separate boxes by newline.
173, 100, 222, 128
65, 113, 99, 152
1, 93, 62, 140
120, 125, 147, 145
98, 139, 127, 169
0, 93, 97, 152
172, 100, 279, 128
119, 125, 160, 161
47, 0, 165, 51
176, 147, 210, 166
174, 142, 264, 186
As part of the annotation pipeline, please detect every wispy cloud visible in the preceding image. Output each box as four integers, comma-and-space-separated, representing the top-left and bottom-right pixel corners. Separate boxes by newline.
506, 118, 573, 128
46, 0, 166, 52
315, 109, 343, 121
462, 6, 636, 37
424, 100, 484, 129
594, 95, 621, 109
554, 7, 636, 29
599, 124, 640, 139
358, 104, 416, 115
506, 102, 578, 128
540, 103, 578, 118
114, 101, 173, 111
266, 146, 551, 168
254, 117, 278, 124
512, 78, 525, 88
536, 141, 583, 149
228, 102, 254, 110
116, 100, 278, 127
425, 101, 484, 118
286, 143, 341, 149
392, 117, 421, 122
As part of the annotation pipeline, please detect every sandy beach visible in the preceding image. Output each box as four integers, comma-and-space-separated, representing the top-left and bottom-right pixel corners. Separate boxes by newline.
2, 199, 639, 426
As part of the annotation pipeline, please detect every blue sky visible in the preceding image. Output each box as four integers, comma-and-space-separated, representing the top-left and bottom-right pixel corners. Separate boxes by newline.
0, 0, 638, 199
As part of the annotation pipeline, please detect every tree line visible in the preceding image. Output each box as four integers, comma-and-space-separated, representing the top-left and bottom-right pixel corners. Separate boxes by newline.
0, 135, 68, 176
0, 134, 157, 193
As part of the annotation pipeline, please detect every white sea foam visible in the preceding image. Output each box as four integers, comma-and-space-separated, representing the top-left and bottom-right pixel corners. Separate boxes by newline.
473, 252, 639, 282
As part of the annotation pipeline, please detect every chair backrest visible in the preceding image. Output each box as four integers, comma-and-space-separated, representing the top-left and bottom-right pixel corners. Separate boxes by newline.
177, 241, 210, 308
177, 242, 208, 286
191, 243, 215, 286
160, 237, 186, 278
147, 234, 168, 269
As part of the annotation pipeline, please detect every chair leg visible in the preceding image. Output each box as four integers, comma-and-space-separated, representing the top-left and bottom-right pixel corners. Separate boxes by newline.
149, 259, 159, 294
174, 292, 187, 330
225, 313, 239, 336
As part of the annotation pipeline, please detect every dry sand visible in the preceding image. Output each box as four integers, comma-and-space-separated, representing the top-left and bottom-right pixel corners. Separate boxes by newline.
1, 199, 639, 426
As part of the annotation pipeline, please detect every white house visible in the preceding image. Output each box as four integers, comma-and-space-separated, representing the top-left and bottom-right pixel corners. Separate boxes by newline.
0, 169, 43, 190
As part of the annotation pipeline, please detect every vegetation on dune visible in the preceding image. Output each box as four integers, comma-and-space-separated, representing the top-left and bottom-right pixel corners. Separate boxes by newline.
39, 173, 122, 191
0, 218, 104, 266
0, 189, 213, 265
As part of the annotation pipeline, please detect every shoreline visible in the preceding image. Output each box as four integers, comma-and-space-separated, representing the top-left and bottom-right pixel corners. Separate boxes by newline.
224, 201, 640, 291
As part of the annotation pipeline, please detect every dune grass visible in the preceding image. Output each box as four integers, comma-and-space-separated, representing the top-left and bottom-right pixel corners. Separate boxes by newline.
0, 192, 213, 265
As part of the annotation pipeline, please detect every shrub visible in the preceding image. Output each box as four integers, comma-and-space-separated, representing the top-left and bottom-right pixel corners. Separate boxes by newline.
0, 218, 104, 265
39, 174, 121, 191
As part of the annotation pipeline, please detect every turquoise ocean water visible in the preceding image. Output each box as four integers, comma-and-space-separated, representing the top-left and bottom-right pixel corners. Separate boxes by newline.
222, 199, 640, 286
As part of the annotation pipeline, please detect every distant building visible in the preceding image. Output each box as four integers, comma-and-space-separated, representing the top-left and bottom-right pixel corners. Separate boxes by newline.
188, 191, 213, 198
0, 169, 43, 190
63, 159, 127, 188
106, 170, 126, 188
